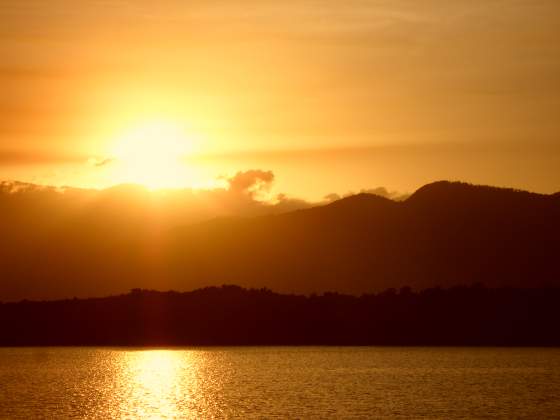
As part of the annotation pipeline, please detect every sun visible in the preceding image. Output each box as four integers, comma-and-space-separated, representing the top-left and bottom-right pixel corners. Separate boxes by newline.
109, 120, 197, 189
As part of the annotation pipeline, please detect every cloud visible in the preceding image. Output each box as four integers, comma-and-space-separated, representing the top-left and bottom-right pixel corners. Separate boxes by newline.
225, 169, 275, 198
0, 180, 57, 194
273, 193, 314, 213
324, 192, 341, 202
324, 186, 409, 202
359, 187, 410, 201
87, 157, 115, 167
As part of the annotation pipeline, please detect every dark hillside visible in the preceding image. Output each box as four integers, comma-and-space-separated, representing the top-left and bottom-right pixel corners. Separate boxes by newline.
0, 181, 558, 300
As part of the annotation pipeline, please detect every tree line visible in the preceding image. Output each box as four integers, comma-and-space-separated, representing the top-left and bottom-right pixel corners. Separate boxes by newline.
1, 284, 559, 346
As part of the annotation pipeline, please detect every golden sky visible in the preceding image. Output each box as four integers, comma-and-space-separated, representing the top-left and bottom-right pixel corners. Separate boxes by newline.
1, 0, 559, 199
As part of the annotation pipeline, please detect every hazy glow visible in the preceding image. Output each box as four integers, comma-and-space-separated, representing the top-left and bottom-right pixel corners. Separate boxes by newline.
107, 120, 201, 189
1, 0, 559, 196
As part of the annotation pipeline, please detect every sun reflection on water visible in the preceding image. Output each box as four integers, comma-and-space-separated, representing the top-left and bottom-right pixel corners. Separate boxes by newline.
2, 348, 559, 418
116, 350, 200, 419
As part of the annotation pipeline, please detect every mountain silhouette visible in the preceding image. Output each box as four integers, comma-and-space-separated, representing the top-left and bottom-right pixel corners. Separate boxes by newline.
0, 180, 558, 300
168, 181, 559, 294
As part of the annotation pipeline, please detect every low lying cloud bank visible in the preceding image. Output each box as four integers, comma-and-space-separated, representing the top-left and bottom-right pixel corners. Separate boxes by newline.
0, 169, 403, 227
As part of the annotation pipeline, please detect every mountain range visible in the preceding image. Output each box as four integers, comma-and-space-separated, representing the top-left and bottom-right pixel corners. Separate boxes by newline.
1, 180, 558, 301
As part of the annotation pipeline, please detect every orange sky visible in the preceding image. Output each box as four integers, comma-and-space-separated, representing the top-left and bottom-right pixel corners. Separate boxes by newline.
1, 1, 559, 199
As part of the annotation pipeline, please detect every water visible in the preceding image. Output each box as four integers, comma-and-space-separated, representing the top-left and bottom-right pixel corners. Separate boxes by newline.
0, 347, 559, 419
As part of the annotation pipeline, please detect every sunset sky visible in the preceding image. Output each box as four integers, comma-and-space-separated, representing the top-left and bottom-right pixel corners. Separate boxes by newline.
1, 1, 559, 199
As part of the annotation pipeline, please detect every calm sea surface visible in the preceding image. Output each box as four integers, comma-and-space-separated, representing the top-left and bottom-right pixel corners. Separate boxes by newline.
0, 347, 559, 419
